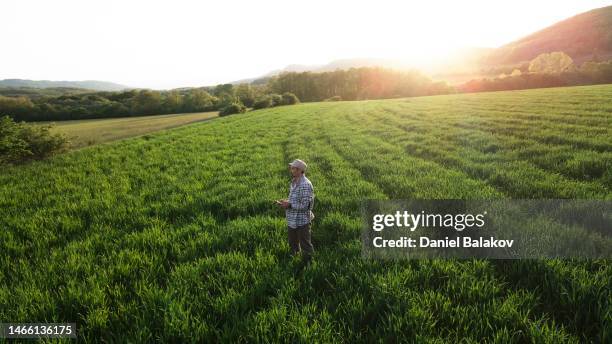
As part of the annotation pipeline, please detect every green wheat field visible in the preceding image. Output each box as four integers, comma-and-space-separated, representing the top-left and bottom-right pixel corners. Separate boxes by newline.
1, 85, 611, 342
39, 111, 219, 149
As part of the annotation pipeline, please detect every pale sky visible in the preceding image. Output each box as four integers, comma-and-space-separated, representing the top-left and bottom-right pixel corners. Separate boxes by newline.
2, 0, 611, 89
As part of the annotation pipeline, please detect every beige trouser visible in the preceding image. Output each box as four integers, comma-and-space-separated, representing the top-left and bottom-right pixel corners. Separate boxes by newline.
287, 223, 314, 258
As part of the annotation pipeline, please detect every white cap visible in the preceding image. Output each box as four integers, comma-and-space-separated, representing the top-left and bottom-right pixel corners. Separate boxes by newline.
288, 159, 307, 172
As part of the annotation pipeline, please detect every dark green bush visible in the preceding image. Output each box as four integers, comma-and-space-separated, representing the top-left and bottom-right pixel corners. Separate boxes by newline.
269, 94, 283, 107
281, 92, 300, 105
219, 103, 247, 116
0, 116, 29, 164
0, 115, 68, 165
253, 97, 272, 110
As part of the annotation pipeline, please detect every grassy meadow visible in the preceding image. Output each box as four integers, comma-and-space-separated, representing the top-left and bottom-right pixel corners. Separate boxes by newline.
1, 85, 611, 342
34, 111, 219, 148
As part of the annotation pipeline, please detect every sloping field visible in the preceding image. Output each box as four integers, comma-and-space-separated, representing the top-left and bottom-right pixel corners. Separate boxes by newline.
1, 85, 611, 342
36, 111, 219, 148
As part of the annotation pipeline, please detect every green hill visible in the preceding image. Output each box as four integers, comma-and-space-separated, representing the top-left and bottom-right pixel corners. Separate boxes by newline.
1, 85, 610, 342
485, 6, 612, 66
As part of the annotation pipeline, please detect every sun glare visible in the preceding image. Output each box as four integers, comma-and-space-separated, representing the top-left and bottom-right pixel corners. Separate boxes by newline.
2, 0, 611, 88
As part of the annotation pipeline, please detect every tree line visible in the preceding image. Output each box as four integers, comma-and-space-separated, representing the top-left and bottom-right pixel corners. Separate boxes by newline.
268, 67, 453, 102
0, 84, 275, 122
458, 54, 612, 93
0, 67, 452, 122
2, 58, 612, 122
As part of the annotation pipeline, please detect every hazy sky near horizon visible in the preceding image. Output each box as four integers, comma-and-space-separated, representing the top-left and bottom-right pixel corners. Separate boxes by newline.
3, 0, 611, 89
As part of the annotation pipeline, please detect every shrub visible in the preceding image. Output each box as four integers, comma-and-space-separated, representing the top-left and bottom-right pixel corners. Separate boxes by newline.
269, 94, 283, 107
0, 115, 68, 165
281, 92, 300, 105
0, 116, 29, 164
216, 93, 240, 109
253, 97, 272, 110
324, 96, 342, 102
219, 103, 246, 116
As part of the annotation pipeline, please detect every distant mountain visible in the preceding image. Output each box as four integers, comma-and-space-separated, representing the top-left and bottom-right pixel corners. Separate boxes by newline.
229, 58, 420, 84
230, 53, 493, 85
0, 87, 94, 99
262, 59, 416, 75
265, 63, 324, 76
0, 79, 130, 91
483, 5, 612, 66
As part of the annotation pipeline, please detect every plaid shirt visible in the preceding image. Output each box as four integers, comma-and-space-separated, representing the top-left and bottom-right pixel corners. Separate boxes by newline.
286, 175, 314, 229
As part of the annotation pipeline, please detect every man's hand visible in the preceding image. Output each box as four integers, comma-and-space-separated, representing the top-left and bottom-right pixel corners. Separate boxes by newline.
275, 199, 290, 209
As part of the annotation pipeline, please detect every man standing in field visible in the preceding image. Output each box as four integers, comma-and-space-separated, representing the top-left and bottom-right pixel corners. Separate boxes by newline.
276, 159, 315, 263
